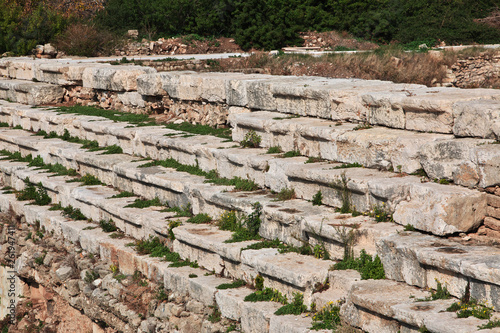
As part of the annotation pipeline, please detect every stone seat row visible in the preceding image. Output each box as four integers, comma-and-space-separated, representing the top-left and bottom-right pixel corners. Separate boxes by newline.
1, 58, 500, 137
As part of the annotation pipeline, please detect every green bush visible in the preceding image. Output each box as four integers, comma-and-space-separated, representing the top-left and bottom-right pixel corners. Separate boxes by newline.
333, 249, 385, 280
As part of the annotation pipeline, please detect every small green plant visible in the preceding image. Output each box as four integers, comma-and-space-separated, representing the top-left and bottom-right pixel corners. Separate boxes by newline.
244, 287, 287, 304
371, 204, 393, 222
478, 320, 500, 330
226, 324, 238, 332
100, 219, 117, 233
418, 325, 430, 333
62, 205, 87, 220
186, 213, 212, 224
274, 292, 307, 315
403, 224, 415, 231
332, 249, 385, 280
99, 145, 123, 155
275, 188, 295, 201
266, 146, 282, 154
167, 220, 182, 240
312, 190, 322, 206
109, 191, 135, 199
208, 305, 222, 323
305, 156, 324, 164
446, 298, 493, 320
156, 285, 168, 301
189, 274, 198, 278
165, 204, 192, 217
114, 273, 127, 282
282, 150, 300, 158
310, 301, 342, 330
416, 280, 451, 301
34, 254, 45, 265
110, 264, 119, 274
353, 123, 372, 131
240, 130, 261, 148
222, 202, 263, 243
125, 197, 163, 209
332, 162, 363, 169
313, 244, 329, 260
16, 178, 52, 206
84, 270, 99, 283
255, 274, 264, 291
68, 174, 104, 186
216, 280, 246, 290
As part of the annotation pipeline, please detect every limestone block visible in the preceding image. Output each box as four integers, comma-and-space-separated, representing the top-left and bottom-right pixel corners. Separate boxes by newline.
393, 182, 486, 235
269, 315, 326, 333
226, 74, 274, 107
117, 91, 145, 108
137, 73, 166, 96
240, 249, 331, 290
215, 287, 253, 321
476, 144, 500, 188
453, 100, 500, 139
188, 275, 232, 306
7, 59, 37, 80
240, 301, 281, 333
82, 65, 156, 91
158, 71, 196, 99
419, 138, 488, 186
377, 232, 500, 308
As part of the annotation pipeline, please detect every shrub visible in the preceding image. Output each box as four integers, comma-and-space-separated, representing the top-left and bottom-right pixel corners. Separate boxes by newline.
312, 191, 322, 206
54, 23, 120, 57
240, 131, 261, 148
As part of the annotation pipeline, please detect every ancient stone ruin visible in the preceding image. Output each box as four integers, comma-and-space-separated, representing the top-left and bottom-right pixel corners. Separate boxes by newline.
0, 56, 499, 332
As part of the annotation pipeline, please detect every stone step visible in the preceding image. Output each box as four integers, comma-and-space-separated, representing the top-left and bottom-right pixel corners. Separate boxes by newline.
378, 231, 500, 310
0, 79, 64, 105
341, 279, 498, 333
229, 110, 500, 188
0, 107, 488, 236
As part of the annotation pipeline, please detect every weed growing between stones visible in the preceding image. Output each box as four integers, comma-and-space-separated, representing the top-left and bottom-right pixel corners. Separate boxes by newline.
281, 150, 301, 158
416, 280, 451, 301
140, 158, 259, 191
312, 190, 323, 206
164, 122, 232, 140
155, 285, 169, 301
332, 249, 385, 280
274, 188, 295, 201
418, 325, 430, 333
446, 298, 493, 320
98, 145, 123, 155
216, 279, 246, 290
219, 202, 263, 243
164, 204, 193, 217
167, 220, 182, 240
266, 146, 282, 154
125, 197, 163, 209
186, 213, 212, 224
16, 178, 52, 206
332, 172, 352, 214
35, 129, 100, 151
244, 288, 288, 304
353, 123, 372, 131
241, 238, 318, 257
61, 205, 88, 220
132, 236, 198, 267
333, 222, 359, 261
84, 270, 99, 283
67, 174, 104, 186
403, 224, 415, 231
310, 301, 342, 330
331, 162, 363, 169
274, 292, 308, 315
305, 156, 325, 164
478, 320, 500, 330
240, 130, 261, 148
55, 105, 156, 126
371, 203, 393, 222
109, 191, 135, 198
208, 305, 222, 323
0, 122, 9, 127
99, 219, 117, 233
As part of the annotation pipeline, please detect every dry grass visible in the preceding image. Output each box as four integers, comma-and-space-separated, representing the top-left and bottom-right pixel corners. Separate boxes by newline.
215, 47, 500, 87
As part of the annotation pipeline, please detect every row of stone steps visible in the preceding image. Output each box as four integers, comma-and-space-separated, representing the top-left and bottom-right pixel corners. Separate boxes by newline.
229, 110, 500, 188
1, 124, 500, 330
1, 173, 498, 332
1, 58, 500, 138
0, 102, 487, 237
